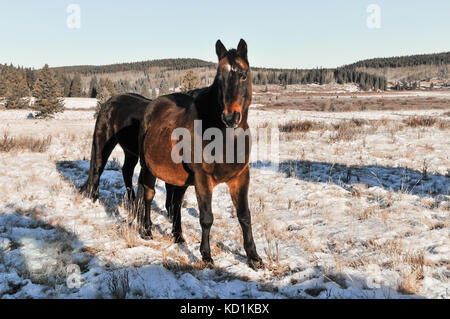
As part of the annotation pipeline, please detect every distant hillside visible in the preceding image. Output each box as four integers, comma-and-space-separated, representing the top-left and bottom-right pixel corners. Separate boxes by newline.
52, 58, 216, 75
336, 51, 450, 89
345, 51, 450, 69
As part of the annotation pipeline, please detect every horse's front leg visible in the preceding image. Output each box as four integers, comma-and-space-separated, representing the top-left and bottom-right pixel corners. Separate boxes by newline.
227, 167, 263, 269
194, 173, 214, 264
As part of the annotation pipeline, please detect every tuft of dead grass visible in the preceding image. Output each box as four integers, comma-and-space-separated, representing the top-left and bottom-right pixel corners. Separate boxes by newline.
403, 116, 450, 130
0, 132, 52, 153
279, 120, 316, 133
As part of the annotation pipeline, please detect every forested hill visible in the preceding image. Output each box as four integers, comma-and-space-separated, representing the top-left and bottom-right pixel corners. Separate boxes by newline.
52, 58, 217, 75
344, 51, 450, 69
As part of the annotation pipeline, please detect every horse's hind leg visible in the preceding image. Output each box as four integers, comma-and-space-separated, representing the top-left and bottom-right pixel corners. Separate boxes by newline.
170, 185, 188, 243
135, 166, 156, 239
81, 133, 117, 201
122, 151, 138, 202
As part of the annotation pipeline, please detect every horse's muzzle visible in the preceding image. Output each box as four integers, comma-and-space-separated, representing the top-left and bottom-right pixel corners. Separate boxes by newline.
221, 111, 241, 128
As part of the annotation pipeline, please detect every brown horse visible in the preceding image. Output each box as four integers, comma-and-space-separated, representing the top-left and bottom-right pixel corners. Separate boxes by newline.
136, 39, 263, 269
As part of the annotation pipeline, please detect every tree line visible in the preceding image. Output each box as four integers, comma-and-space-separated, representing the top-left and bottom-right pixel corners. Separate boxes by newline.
251, 67, 388, 91
2, 50, 450, 115
345, 51, 450, 69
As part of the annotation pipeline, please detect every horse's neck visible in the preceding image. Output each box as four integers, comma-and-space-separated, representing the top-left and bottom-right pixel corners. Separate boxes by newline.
194, 81, 221, 127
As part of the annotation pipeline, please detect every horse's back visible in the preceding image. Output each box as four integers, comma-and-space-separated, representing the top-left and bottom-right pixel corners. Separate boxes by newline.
97, 93, 151, 133
142, 93, 197, 130
141, 93, 197, 186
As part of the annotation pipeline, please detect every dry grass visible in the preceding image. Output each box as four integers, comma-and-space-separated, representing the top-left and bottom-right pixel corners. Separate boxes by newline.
398, 253, 429, 296
0, 132, 52, 153
329, 120, 363, 142
403, 116, 450, 130
403, 116, 437, 127
279, 120, 316, 133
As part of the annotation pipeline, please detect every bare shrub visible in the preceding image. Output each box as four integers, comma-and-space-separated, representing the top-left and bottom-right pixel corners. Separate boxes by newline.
279, 120, 314, 133
0, 132, 52, 153
107, 270, 131, 299
330, 121, 360, 142
279, 120, 327, 133
403, 116, 437, 127
403, 116, 450, 130
436, 118, 450, 130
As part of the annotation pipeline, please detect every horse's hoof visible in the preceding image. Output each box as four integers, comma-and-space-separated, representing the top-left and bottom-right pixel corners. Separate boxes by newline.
202, 256, 214, 268
248, 256, 264, 270
80, 185, 98, 202
139, 229, 153, 240
174, 235, 185, 244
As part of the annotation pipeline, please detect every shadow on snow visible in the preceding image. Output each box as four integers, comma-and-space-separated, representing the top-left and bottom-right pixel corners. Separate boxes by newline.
251, 160, 449, 199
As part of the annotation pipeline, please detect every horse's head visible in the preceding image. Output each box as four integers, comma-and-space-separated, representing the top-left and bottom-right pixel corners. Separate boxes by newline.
215, 39, 252, 128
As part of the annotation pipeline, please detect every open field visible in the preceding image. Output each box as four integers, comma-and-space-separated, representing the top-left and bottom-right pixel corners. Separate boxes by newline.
0, 87, 449, 298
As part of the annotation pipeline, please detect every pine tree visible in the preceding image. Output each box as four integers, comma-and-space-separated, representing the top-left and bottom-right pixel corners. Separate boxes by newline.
6, 71, 30, 109
88, 76, 99, 98
140, 83, 150, 98
159, 78, 170, 95
151, 88, 157, 99
69, 73, 82, 97
0, 69, 8, 97
102, 78, 116, 96
181, 70, 199, 92
32, 64, 64, 118
59, 75, 72, 97
25, 68, 36, 92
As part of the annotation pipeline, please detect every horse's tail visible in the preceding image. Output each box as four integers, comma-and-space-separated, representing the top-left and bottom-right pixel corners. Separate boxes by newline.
80, 97, 115, 200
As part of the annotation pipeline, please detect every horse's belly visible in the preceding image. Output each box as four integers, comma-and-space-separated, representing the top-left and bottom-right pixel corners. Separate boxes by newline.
207, 162, 249, 185
143, 127, 191, 186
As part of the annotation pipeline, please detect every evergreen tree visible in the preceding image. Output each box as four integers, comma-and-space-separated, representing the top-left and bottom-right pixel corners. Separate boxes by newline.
25, 68, 36, 92
69, 73, 82, 97
140, 83, 150, 98
0, 70, 7, 97
102, 78, 116, 95
159, 78, 170, 95
32, 64, 64, 118
151, 88, 157, 99
88, 76, 99, 98
181, 70, 200, 92
6, 71, 30, 109
60, 75, 72, 97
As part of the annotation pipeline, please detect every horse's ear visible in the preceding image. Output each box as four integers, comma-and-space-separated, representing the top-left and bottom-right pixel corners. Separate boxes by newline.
237, 39, 248, 59
216, 40, 227, 60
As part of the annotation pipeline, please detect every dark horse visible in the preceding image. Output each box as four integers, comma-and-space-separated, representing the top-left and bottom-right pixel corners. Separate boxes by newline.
136, 39, 263, 269
80, 93, 179, 232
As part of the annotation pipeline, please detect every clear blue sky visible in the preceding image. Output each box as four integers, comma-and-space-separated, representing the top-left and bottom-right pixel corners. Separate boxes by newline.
1, 0, 449, 69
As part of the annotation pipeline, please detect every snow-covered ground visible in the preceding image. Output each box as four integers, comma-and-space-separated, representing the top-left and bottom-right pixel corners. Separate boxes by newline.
0, 105, 449, 299
63, 98, 98, 109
